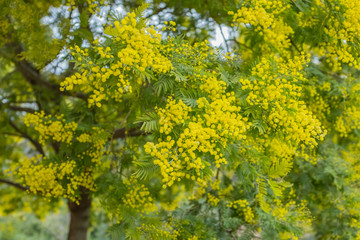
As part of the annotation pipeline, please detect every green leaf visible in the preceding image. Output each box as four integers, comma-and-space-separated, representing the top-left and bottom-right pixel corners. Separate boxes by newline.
171, 70, 187, 82
135, 112, 159, 133
133, 155, 159, 180
257, 178, 271, 213
175, 88, 203, 108
153, 75, 175, 96
251, 119, 268, 134
268, 180, 282, 197
268, 159, 293, 179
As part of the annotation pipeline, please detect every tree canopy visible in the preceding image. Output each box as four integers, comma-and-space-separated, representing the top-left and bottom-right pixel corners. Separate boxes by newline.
1, 0, 360, 239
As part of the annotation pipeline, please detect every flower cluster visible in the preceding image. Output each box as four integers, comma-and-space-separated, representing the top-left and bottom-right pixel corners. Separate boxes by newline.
335, 107, 360, 137
111, 14, 172, 73
65, 0, 106, 14
77, 127, 109, 165
16, 156, 95, 202
207, 193, 220, 206
19, 110, 109, 201
279, 232, 299, 240
160, 39, 210, 67
24, 110, 108, 165
145, 77, 249, 187
304, 83, 331, 129
122, 178, 156, 213
61, 11, 173, 108
24, 112, 77, 145
333, 80, 360, 137
235, 55, 328, 214
241, 56, 326, 149
230, 0, 292, 53
197, 93, 248, 144
271, 199, 312, 235
227, 199, 255, 223
297, 0, 360, 70
342, 146, 360, 184
137, 223, 179, 240
199, 76, 226, 100
157, 97, 191, 134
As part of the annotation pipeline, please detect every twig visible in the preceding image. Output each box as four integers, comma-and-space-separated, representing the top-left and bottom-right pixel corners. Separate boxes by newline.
219, 24, 230, 52
0, 178, 28, 191
8, 119, 45, 155
3, 132, 21, 137
290, 37, 301, 54
111, 127, 148, 140
0, 49, 87, 101
7, 105, 36, 113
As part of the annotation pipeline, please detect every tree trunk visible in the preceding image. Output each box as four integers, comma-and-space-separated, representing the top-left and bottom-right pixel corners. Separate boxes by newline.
67, 189, 91, 240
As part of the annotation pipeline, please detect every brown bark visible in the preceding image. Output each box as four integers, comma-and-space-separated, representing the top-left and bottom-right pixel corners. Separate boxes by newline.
67, 190, 92, 240
0, 178, 29, 191
111, 127, 148, 140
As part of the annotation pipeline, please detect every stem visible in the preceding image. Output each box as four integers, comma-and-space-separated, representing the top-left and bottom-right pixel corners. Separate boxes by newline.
0, 178, 28, 191
219, 24, 230, 52
8, 119, 45, 155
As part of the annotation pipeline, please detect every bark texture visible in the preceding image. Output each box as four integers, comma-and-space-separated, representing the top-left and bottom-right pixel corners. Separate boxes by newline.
67, 190, 91, 240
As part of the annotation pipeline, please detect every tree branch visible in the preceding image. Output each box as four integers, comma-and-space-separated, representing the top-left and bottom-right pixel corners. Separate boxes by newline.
0, 178, 28, 191
7, 105, 36, 113
8, 119, 45, 155
15, 59, 88, 101
3, 132, 22, 137
290, 37, 301, 54
0, 48, 87, 101
219, 24, 230, 52
0, 101, 36, 113
111, 127, 148, 140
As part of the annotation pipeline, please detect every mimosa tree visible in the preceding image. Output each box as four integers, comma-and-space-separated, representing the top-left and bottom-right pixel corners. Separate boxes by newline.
1, 0, 360, 239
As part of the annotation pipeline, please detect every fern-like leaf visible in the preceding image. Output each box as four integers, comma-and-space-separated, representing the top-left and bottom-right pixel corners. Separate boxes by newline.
133, 155, 159, 180
171, 70, 187, 82
257, 178, 271, 213
268, 179, 282, 197
268, 159, 293, 179
175, 88, 202, 108
251, 119, 268, 134
135, 112, 159, 133
153, 75, 175, 96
